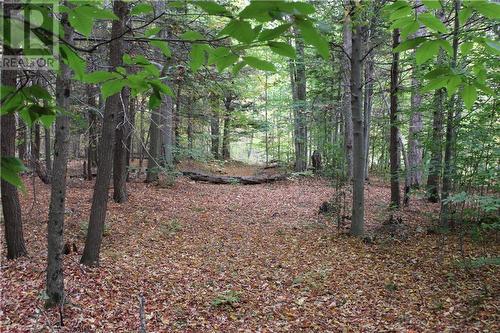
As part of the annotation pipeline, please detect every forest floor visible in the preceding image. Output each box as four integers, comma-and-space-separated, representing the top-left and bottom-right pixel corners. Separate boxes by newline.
1, 161, 498, 332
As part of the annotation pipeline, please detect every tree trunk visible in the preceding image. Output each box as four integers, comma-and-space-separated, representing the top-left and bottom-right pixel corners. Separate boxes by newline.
390, 29, 401, 208
17, 117, 27, 160
173, 81, 182, 159
187, 99, 194, 153
33, 123, 41, 160
113, 87, 129, 203
146, 108, 161, 182
408, 1, 426, 189
440, 0, 461, 227
363, 48, 374, 180
44, 126, 52, 178
222, 95, 233, 160
126, 97, 135, 181
86, 84, 97, 181
210, 107, 220, 159
81, 1, 128, 266
349, 19, 365, 236
293, 31, 307, 172
342, 0, 353, 179
1, 3, 27, 260
46, 11, 73, 308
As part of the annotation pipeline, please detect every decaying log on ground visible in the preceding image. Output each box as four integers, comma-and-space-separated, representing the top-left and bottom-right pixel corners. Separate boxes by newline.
182, 171, 287, 185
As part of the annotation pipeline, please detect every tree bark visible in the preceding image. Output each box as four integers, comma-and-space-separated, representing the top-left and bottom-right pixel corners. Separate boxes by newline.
408, 0, 426, 189
81, 1, 128, 266
390, 29, 401, 208
146, 108, 161, 182
1, 3, 27, 260
349, 17, 365, 236
363, 46, 374, 180
17, 117, 27, 160
44, 126, 52, 178
440, 0, 461, 227
46, 10, 73, 308
210, 105, 220, 159
126, 97, 135, 181
222, 95, 233, 160
342, 0, 353, 180
293, 31, 307, 172
113, 87, 129, 203
427, 88, 444, 203
86, 84, 97, 181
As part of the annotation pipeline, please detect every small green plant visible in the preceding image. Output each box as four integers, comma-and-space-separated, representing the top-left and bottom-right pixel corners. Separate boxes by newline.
211, 290, 241, 307
385, 282, 398, 292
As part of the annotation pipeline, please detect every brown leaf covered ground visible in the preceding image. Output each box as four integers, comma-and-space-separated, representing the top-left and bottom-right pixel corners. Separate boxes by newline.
1, 164, 499, 332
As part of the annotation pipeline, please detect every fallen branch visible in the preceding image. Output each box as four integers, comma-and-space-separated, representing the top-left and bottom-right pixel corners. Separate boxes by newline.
182, 171, 287, 185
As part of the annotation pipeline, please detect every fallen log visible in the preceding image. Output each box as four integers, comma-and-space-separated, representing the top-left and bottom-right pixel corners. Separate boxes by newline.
182, 171, 287, 185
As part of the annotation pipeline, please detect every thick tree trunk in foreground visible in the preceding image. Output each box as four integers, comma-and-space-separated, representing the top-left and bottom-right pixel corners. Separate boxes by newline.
293, 33, 307, 172
1, 5, 27, 259
427, 88, 444, 203
46, 12, 73, 308
81, 1, 128, 266
390, 29, 401, 209
113, 87, 129, 203
342, 1, 353, 180
349, 21, 365, 236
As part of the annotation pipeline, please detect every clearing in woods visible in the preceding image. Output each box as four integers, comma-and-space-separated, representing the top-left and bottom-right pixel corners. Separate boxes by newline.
1, 161, 498, 332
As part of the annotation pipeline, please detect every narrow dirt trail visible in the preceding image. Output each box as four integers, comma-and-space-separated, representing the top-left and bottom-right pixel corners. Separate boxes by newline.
1, 173, 498, 332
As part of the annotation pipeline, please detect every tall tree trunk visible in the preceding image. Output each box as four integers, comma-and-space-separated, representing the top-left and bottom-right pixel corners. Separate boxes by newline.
173, 81, 182, 160
81, 1, 128, 266
427, 88, 444, 203
17, 117, 27, 160
349, 17, 365, 236
86, 84, 97, 181
146, 109, 161, 182
294, 32, 307, 172
44, 126, 52, 178
222, 95, 233, 160
342, 0, 353, 179
210, 107, 220, 160
113, 87, 129, 203
363, 48, 374, 180
33, 123, 41, 160
408, 1, 426, 189
1, 28, 27, 259
46, 10, 73, 308
390, 29, 401, 208
187, 99, 194, 153
440, 0, 461, 227
126, 97, 135, 181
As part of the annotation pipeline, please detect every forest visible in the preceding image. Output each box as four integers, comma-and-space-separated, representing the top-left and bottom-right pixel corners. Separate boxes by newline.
0, 0, 499, 331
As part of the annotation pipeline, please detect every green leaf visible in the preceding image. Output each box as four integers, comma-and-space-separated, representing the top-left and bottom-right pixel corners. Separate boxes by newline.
390, 16, 415, 30
189, 44, 209, 72
68, 5, 117, 37
418, 13, 448, 33
459, 7, 473, 25
243, 56, 276, 72
145, 27, 161, 38
193, 1, 231, 16
101, 79, 126, 100
258, 23, 292, 41
390, 6, 412, 20
484, 39, 500, 55
0, 157, 26, 188
393, 37, 426, 52
470, 1, 500, 20
461, 84, 477, 109
207, 47, 230, 65
150, 40, 172, 57
268, 41, 296, 58
421, 76, 448, 92
446, 76, 462, 96
181, 30, 204, 41
39, 114, 56, 129
436, 39, 453, 56
424, 67, 451, 79
24, 85, 51, 100
460, 41, 474, 55
60, 44, 86, 80
83, 71, 119, 84
415, 40, 440, 64
400, 20, 420, 40
215, 53, 239, 72
232, 61, 245, 76
149, 80, 174, 96
296, 18, 329, 59
131, 3, 154, 16
422, 0, 441, 10
149, 94, 161, 109
219, 19, 256, 44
